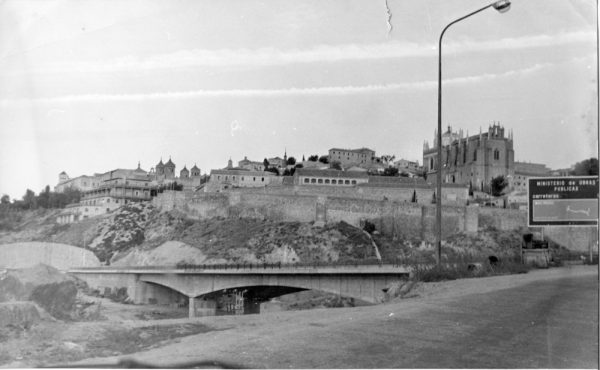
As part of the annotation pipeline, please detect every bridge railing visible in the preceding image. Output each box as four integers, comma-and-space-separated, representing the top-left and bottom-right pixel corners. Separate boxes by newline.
71, 258, 421, 271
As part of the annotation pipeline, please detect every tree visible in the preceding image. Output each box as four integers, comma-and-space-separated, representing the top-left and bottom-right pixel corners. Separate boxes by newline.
318, 155, 329, 164
37, 185, 51, 208
295, 163, 303, 169
382, 167, 399, 176
0, 194, 9, 205
287, 156, 296, 166
302, 155, 305, 162
22, 189, 37, 209
411, 190, 417, 203
490, 175, 508, 196
331, 161, 342, 170
263, 158, 270, 170
380, 154, 396, 164
265, 167, 279, 175
570, 158, 599, 176
308, 155, 319, 162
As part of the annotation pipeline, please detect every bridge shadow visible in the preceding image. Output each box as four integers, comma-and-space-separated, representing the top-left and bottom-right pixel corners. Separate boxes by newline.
195, 285, 374, 316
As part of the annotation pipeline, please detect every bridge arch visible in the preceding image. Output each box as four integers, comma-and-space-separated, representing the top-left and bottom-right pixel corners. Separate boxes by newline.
139, 272, 390, 303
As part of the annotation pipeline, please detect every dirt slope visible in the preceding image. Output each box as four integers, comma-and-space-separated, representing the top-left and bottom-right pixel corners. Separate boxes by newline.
1, 202, 541, 266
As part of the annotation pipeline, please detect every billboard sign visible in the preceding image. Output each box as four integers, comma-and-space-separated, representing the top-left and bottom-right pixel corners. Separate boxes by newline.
528, 176, 598, 226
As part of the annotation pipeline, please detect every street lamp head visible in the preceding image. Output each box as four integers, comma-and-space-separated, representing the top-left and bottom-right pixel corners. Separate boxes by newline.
493, 0, 511, 13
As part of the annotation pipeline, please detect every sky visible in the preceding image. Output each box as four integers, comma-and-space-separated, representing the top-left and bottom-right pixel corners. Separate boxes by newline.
0, 0, 597, 200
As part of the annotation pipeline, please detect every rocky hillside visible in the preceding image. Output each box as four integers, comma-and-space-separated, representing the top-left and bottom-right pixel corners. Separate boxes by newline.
0, 202, 548, 266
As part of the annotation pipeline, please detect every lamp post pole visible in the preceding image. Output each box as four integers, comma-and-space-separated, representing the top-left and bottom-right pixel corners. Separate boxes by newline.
436, 0, 511, 265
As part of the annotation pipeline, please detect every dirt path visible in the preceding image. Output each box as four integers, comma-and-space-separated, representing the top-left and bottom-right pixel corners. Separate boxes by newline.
60, 265, 597, 368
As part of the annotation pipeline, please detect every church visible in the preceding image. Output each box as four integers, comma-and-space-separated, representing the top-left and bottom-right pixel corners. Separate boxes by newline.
423, 122, 515, 192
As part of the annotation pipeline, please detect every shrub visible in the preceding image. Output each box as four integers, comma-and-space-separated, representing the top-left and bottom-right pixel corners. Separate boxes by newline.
411, 258, 530, 282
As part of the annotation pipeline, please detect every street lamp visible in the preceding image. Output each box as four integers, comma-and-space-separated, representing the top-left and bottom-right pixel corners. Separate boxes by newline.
435, 0, 511, 264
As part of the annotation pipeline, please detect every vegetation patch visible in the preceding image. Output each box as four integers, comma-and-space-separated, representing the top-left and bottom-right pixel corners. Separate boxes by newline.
410, 258, 530, 283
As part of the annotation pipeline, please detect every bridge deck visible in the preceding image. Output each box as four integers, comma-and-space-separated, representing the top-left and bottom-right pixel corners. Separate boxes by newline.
69, 264, 411, 275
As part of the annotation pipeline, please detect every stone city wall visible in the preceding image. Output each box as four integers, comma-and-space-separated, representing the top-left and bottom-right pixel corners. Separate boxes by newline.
478, 207, 528, 230
153, 190, 477, 240
151, 191, 597, 251
239, 184, 468, 206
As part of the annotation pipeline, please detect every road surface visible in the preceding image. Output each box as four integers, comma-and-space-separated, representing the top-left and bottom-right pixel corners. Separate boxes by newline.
74, 266, 599, 368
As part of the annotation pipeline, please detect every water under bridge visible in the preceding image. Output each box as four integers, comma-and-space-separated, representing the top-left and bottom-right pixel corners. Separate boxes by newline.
69, 263, 411, 317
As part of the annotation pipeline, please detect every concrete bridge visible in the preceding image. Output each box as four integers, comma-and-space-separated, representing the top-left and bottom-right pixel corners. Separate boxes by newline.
69, 264, 410, 317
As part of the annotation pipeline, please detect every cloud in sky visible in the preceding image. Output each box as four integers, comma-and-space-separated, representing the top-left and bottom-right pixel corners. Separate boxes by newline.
4, 30, 594, 74
0, 59, 578, 105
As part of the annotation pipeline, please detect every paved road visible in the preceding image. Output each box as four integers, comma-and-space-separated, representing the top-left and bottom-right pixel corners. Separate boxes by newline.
75, 267, 599, 368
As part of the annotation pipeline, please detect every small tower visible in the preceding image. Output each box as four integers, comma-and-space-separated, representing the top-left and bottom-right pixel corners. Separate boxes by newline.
180, 165, 189, 179
164, 157, 176, 179
156, 158, 165, 176
58, 171, 69, 184
191, 164, 201, 177
134, 161, 146, 174
227, 158, 233, 169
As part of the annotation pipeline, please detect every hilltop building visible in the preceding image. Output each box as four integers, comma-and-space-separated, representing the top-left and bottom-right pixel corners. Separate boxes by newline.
423, 123, 515, 191
238, 157, 264, 172
206, 169, 277, 192
328, 148, 376, 168
511, 161, 551, 193
55, 172, 100, 193
56, 158, 202, 222
294, 168, 369, 186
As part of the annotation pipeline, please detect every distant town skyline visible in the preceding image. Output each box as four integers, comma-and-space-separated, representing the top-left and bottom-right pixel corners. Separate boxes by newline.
1, 0, 597, 200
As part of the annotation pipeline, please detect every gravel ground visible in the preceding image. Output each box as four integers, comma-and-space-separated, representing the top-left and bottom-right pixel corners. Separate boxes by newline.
52, 265, 599, 368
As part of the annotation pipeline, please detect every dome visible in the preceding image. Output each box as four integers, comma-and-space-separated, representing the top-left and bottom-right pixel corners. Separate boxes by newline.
165, 158, 175, 168
156, 159, 164, 169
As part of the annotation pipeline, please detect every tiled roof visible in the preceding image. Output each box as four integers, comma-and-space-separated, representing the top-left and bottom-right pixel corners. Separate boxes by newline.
210, 169, 275, 176
329, 147, 375, 154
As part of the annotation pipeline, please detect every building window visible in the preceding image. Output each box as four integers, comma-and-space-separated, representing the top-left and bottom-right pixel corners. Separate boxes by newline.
261, 177, 264, 182
253, 177, 256, 181
318, 179, 323, 184
494, 149, 500, 160
351, 180, 356, 185
242, 177, 244, 181
473, 150, 477, 161
304, 178, 309, 183
311, 178, 316, 183
345, 180, 350, 185
332, 180, 337, 184
325, 179, 330, 184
